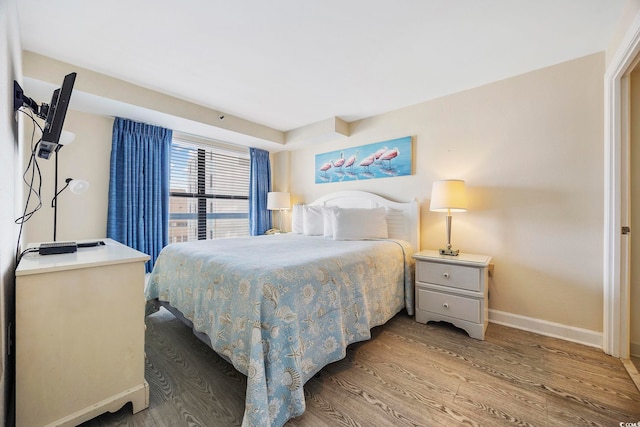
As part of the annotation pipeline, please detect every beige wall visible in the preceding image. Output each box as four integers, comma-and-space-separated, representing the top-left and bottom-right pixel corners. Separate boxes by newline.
607, 0, 640, 67
21, 111, 114, 244
279, 53, 605, 332
22, 51, 284, 148
631, 69, 640, 356
20, 50, 607, 336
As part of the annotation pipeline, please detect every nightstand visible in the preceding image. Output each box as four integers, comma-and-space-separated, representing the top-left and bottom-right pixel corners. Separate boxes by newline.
413, 250, 492, 340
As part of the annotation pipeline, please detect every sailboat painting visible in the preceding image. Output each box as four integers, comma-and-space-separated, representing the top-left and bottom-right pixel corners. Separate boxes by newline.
314, 136, 412, 184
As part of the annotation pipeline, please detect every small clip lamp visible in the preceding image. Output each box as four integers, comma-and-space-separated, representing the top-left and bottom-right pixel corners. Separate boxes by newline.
430, 179, 467, 256
267, 192, 291, 233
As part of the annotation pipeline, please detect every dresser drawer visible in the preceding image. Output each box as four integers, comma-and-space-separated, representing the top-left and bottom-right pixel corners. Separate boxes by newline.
417, 288, 481, 323
416, 261, 481, 292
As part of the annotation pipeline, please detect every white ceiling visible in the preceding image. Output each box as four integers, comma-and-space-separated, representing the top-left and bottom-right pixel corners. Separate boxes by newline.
17, 0, 627, 138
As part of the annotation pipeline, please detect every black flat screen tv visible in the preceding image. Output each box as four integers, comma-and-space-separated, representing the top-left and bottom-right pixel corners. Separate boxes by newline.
37, 72, 77, 159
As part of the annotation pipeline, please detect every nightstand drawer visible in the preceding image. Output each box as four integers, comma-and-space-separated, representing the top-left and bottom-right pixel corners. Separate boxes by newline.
417, 288, 481, 323
416, 262, 481, 292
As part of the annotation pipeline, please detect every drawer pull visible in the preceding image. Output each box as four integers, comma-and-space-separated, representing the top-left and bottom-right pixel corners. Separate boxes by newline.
443, 303, 449, 309
443, 272, 450, 278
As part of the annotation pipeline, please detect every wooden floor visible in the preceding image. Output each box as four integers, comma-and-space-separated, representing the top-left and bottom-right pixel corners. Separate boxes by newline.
81, 308, 640, 426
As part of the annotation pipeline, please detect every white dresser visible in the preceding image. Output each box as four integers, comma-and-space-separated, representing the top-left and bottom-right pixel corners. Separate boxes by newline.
413, 250, 492, 340
15, 238, 150, 427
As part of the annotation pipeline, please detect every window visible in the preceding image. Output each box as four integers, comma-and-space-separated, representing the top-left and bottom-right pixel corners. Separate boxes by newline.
169, 137, 250, 243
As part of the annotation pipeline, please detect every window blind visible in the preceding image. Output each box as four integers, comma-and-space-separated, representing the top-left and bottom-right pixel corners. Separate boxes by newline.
169, 138, 250, 242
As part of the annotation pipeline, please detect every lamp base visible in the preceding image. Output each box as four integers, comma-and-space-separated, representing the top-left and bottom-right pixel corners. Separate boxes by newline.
439, 248, 460, 256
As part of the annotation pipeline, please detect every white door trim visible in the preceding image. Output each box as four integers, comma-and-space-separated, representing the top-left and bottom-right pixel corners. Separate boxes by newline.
604, 11, 640, 358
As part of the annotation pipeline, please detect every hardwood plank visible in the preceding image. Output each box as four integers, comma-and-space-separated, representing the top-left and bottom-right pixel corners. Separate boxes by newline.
304, 364, 466, 427
324, 352, 465, 426
289, 383, 363, 427
452, 391, 545, 427
80, 308, 640, 426
626, 357, 640, 392
350, 336, 462, 398
453, 366, 547, 426
543, 356, 640, 414
547, 392, 640, 427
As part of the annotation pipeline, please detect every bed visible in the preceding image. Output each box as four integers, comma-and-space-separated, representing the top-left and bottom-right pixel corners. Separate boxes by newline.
145, 191, 419, 426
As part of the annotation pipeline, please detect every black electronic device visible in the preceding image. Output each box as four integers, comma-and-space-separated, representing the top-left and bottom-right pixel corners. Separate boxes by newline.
77, 240, 105, 248
13, 80, 39, 114
38, 72, 77, 159
38, 241, 78, 255
13, 72, 77, 159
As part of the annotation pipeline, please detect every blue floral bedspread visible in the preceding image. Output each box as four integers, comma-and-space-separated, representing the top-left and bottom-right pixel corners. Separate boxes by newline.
145, 234, 414, 426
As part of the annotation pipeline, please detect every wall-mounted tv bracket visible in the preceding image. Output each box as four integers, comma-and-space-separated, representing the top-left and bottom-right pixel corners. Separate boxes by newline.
13, 80, 49, 120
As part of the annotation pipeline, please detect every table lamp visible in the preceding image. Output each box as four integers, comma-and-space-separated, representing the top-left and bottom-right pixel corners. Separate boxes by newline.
430, 179, 467, 256
267, 192, 291, 232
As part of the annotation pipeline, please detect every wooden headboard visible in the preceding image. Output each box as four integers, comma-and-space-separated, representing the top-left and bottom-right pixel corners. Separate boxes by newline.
309, 190, 420, 250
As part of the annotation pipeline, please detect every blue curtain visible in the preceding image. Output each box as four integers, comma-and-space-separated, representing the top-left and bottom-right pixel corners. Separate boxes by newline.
107, 117, 172, 272
249, 147, 271, 236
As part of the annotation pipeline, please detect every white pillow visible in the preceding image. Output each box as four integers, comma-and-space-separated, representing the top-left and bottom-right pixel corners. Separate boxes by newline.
333, 207, 389, 240
322, 206, 338, 238
291, 204, 304, 234
302, 205, 324, 236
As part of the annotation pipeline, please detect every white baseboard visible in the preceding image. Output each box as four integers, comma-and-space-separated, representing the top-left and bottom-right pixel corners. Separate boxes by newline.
489, 309, 602, 349
631, 341, 640, 358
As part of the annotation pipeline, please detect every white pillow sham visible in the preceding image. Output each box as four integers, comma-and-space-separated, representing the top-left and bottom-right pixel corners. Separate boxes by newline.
302, 205, 324, 236
291, 204, 304, 234
332, 207, 388, 240
322, 206, 338, 237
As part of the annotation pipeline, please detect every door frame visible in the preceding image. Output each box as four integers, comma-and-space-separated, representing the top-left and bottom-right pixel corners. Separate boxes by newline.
604, 11, 640, 358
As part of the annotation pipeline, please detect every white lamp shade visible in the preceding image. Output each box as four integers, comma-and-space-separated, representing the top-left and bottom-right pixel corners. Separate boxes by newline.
59, 130, 76, 146
68, 179, 90, 195
267, 192, 291, 210
430, 179, 467, 212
